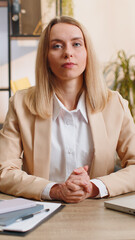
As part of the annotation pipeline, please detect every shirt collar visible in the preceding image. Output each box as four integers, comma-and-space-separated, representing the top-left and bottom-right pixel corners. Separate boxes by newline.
53, 91, 88, 123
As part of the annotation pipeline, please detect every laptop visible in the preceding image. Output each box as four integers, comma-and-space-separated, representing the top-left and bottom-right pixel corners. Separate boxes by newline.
104, 194, 135, 215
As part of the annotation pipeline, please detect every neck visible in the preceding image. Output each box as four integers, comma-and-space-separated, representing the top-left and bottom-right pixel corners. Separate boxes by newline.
55, 78, 84, 111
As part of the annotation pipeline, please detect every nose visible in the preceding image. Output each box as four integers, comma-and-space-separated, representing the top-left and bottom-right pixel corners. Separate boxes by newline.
63, 45, 73, 59
64, 52, 73, 59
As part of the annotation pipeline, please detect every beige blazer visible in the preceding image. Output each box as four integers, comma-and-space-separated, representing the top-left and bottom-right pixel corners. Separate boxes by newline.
0, 89, 135, 200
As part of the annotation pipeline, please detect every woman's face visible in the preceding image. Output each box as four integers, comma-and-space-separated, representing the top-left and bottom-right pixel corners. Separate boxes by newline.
48, 23, 87, 84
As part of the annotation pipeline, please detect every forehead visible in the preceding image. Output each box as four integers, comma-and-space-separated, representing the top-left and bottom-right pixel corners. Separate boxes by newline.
49, 23, 84, 40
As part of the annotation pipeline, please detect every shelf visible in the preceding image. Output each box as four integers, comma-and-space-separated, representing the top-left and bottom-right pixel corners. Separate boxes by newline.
0, 1, 7, 7
0, 88, 10, 91
10, 35, 40, 40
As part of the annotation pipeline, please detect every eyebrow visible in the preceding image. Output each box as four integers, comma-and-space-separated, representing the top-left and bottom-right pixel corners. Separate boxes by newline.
50, 37, 84, 43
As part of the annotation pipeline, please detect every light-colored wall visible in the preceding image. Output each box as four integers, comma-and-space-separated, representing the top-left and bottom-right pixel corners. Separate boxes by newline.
0, 8, 38, 122
73, 0, 135, 64
0, 7, 9, 123
11, 40, 38, 86
0, 0, 135, 122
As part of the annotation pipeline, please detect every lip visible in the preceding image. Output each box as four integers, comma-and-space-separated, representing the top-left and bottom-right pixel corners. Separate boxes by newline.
62, 62, 76, 69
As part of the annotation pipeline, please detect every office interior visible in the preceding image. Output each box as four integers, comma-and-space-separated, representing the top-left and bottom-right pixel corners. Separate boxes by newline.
0, 0, 135, 125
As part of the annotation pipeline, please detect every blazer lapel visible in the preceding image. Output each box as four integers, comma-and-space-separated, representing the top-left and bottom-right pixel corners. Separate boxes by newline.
33, 113, 52, 179
86, 98, 114, 179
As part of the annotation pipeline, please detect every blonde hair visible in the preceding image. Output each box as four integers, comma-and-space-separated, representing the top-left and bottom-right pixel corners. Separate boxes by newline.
25, 16, 109, 119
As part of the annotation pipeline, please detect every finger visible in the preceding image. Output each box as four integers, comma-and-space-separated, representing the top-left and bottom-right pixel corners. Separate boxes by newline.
66, 175, 92, 193
83, 184, 92, 193
83, 165, 89, 172
61, 190, 85, 200
73, 165, 89, 175
68, 178, 88, 187
67, 173, 90, 185
60, 190, 88, 203
60, 184, 84, 198
70, 180, 91, 193
58, 183, 89, 203
66, 181, 83, 191
68, 172, 89, 181
73, 167, 86, 175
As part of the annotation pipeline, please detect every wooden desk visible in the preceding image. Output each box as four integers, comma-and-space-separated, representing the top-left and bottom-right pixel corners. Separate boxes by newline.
0, 193, 135, 240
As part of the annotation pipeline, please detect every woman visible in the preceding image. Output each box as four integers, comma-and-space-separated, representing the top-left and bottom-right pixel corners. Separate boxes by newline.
0, 16, 135, 203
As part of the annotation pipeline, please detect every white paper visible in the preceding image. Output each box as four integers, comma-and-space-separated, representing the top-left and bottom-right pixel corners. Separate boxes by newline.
2, 201, 62, 232
0, 198, 37, 214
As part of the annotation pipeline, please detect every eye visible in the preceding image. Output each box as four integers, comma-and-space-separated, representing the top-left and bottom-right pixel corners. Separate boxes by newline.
52, 44, 63, 49
73, 42, 81, 47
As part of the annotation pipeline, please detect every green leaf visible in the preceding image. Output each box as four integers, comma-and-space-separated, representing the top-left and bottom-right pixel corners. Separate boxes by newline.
104, 50, 135, 119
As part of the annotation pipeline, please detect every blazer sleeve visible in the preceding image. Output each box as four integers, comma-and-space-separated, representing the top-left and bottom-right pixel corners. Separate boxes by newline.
0, 95, 50, 200
98, 93, 135, 197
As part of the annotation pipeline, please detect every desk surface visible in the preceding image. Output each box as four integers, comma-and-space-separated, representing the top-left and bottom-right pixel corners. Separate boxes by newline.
0, 193, 135, 240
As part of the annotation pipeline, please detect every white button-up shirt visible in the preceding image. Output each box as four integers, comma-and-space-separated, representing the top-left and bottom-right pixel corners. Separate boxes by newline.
42, 92, 108, 200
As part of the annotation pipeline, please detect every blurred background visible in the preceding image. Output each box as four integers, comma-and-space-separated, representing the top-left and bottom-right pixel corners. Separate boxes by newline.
0, 0, 135, 123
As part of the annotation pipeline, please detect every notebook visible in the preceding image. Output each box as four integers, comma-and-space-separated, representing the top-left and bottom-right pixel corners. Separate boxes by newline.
0, 198, 38, 214
0, 199, 64, 235
0, 204, 44, 226
104, 194, 135, 215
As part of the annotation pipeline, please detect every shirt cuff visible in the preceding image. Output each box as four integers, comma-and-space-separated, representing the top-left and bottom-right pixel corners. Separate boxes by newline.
41, 182, 57, 200
90, 179, 108, 198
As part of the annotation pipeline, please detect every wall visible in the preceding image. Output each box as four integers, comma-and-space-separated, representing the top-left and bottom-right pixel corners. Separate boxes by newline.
0, 0, 135, 122
0, 7, 38, 123
11, 40, 38, 86
73, 0, 135, 65
0, 7, 8, 123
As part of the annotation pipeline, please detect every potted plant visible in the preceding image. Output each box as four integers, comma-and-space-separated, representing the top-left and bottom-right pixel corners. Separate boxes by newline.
103, 50, 135, 120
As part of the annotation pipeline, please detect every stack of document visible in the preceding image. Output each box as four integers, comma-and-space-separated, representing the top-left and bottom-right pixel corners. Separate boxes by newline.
0, 198, 63, 235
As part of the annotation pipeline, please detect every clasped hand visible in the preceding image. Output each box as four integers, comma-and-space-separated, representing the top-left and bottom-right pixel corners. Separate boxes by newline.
50, 165, 99, 203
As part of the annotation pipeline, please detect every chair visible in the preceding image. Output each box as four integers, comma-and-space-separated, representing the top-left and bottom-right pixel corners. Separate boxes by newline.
11, 77, 31, 94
